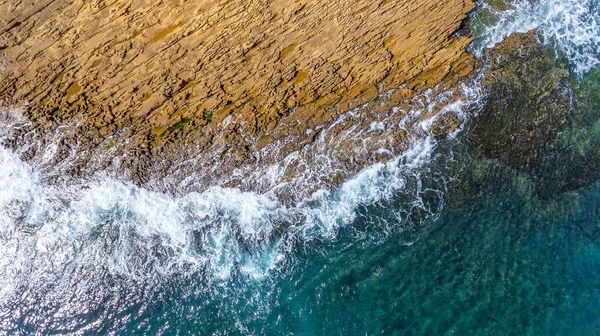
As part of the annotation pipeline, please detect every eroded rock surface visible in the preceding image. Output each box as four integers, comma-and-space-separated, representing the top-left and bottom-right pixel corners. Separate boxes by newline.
0, 0, 477, 198
473, 31, 571, 169
471, 30, 600, 198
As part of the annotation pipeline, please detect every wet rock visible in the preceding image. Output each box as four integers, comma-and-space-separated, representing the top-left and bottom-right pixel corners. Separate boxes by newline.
473, 31, 571, 170
534, 69, 600, 196
472, 30, 600, 198
432, 112, 462, 137
0, 0, 478, 197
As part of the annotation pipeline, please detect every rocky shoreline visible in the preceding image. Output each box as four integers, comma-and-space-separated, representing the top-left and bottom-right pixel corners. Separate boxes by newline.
2, 0, 477, 199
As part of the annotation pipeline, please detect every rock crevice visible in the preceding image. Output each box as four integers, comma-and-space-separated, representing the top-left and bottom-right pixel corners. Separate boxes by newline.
0, 0, 477, 196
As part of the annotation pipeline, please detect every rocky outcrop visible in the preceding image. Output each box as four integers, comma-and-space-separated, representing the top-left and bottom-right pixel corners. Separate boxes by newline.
0, 0, 477, 197
473, 31, 571, 169
471, 30, 600, 197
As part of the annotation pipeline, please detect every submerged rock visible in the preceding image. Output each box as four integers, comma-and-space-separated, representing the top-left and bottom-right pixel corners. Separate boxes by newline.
535, 69, 600, 196
473, 30, 600, 197
473, 30, 571, 170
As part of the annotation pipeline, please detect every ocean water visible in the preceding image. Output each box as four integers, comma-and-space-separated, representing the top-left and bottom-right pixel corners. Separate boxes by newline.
1, 0, 600, 334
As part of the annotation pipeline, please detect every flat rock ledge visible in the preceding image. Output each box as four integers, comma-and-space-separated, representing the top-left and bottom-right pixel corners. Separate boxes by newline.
0, 0, 477, 199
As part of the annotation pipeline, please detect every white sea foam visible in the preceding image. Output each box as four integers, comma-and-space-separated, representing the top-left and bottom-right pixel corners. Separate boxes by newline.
0, 131, 443, 305
471, 0, 600, 75
0, 0, 491, 320
0, 75, 486, 306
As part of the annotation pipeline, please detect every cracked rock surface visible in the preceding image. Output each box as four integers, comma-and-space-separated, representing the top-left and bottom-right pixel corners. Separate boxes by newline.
0, 0, 477, 197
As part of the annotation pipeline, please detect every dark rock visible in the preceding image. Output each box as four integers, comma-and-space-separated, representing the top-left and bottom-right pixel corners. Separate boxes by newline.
473, 31, 571, 170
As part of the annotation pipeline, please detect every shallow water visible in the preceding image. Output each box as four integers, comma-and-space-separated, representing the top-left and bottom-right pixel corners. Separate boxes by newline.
2, 0, 600, 334
253, 160, 600, 335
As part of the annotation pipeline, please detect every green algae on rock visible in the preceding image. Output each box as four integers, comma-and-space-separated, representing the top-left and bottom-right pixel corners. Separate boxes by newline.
532, 67, 600, 196
472, 29, 600, 198
473, 31, 572, 170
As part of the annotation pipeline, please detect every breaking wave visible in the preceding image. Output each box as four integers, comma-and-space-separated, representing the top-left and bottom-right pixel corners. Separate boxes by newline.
2, 0, 599, 331
0, 82, 482, 323
471, 0, 600, 75
0, 130, 432, 288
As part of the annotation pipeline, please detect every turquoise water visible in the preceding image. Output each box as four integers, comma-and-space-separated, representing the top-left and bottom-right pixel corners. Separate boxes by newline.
77, 132, 600, 335
2, 0, 600, 334
254, 143, 600, 335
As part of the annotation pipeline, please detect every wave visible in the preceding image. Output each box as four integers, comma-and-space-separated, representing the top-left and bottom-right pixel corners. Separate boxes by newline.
7, 0, 600, 328
471, 0, 600, 75
0, 133, 434, 290
0, 83, 483, 317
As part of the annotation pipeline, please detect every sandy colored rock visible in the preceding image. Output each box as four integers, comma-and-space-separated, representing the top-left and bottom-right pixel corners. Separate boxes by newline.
0, 0, 477, 197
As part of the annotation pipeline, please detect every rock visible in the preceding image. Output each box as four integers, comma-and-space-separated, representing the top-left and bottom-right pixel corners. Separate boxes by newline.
473, 31, 571, 170
0, 0, 477, 197
471, 30, 600, 198
432, 112, 462, 137
534, 69, 600, 196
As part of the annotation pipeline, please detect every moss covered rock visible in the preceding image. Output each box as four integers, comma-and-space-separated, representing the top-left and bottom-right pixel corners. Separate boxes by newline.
473, 31, 572, 170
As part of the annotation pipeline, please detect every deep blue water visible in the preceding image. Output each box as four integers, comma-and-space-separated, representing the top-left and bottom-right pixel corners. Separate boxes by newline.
254, 156, 600, 335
